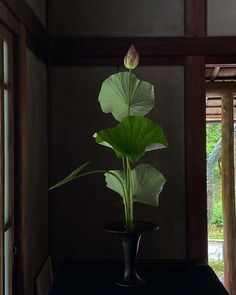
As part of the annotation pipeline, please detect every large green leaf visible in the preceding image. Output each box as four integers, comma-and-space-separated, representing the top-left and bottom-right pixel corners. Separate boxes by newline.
98, 72, 154, 121
94, 116, 168, 162
104, 164, 166, 207
105, 170, 126, 199
132, 164, 166, 206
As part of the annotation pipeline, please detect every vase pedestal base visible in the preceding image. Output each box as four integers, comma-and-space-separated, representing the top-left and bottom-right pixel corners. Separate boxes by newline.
103, 221, 158, 287
116, 275, 145, 287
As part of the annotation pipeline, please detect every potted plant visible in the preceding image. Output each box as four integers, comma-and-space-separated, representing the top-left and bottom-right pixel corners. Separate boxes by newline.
50, 45, 168, 287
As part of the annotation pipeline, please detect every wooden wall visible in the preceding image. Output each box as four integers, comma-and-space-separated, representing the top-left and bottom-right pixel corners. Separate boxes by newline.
24, 48, 48, 295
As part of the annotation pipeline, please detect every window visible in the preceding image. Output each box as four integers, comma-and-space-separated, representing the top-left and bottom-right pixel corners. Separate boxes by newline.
0, 23, 14, 295
206, 76, 236, 294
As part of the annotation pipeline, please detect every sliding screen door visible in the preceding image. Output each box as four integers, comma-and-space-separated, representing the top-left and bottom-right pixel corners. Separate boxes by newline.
0, 24, 14, 295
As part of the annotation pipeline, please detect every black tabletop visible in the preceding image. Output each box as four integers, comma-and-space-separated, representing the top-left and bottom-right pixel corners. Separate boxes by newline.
49, 260, 229, 295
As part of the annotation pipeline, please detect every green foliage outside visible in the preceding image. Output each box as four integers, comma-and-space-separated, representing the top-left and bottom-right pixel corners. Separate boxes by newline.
206, 124, 221, 156
208, 224, 223, 240
206, 123, 222, 203
209, 260, 224, 278
212, 201, 223, 226
206, 123, 223, 235
207, 123, 224, 278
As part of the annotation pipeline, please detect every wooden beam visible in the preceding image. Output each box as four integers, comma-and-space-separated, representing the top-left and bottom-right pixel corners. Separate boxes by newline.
0, 2, 18, 35
207, 56, 236, 65
221, 92, 236, 295
206, 82, 236, 97
185, 56, 208, 260
26, 28, 49, 64
206, 64, 236, 68
51, 36, 236, 66
51, 55, 184, 66
210, 67, 221, 81
206, 82, 236, 90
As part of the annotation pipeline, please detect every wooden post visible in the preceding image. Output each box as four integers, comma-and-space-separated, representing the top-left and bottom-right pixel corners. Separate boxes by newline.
0, 49, 4, 295
185, 56, 207, 260
221, 92, 236, 295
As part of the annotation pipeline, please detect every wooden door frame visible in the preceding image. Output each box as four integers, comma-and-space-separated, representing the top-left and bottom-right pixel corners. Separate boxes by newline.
0, 21, 15, 295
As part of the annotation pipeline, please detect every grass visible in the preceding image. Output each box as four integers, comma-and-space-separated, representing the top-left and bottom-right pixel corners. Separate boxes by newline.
208, 224, 224, 278
208, 224, 224, 240
209, 260, 224, 278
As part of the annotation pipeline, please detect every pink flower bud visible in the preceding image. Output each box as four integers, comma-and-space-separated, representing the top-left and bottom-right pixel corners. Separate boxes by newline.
124, 44, 139, 70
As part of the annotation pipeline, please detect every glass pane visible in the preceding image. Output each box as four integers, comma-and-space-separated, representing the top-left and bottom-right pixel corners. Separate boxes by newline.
4, 90, 9, 224
3, 41, 8, 84
4, 229, 12, 295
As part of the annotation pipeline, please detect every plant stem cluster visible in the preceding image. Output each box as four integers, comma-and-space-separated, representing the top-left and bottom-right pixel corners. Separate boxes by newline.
122, 156, 133, 230
122, 69, 134, 230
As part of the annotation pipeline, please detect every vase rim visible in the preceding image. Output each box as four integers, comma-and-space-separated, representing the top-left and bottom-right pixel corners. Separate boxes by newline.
103, 221, 159, 234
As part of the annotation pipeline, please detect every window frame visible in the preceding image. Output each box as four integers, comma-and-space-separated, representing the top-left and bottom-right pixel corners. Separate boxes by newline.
0, 22, 14, 295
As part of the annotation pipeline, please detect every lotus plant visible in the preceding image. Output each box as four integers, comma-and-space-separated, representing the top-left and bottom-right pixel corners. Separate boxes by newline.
50, 45, 168, 231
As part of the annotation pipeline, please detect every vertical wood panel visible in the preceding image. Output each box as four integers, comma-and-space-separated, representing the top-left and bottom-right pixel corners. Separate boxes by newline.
184, 0, 207, 261
184, 0, 206, 37
18, 23, 27, 295
0, 42, 3, 83
8, 29, 14, 295
221, 93, 236, 295
0, 86, 4, 295
0, 24, 15, 295
185, 56, 207, 260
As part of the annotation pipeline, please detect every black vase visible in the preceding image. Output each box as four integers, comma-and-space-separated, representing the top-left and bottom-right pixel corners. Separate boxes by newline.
103, 221, 158, 287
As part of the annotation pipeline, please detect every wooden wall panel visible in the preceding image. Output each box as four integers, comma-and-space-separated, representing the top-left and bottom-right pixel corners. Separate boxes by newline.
184, 0, 206, 37
184, 56, 207, 260
184, 0, 207, 261
17, 24, 28, 295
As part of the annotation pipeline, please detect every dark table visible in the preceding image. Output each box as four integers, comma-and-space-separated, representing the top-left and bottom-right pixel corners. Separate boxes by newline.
49, 260, 229, 295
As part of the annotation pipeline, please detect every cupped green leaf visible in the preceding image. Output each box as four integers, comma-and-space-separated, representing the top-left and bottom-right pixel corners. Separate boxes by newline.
132, 164, 166, 207
105, 170, 126, 199
94, 116, 168, 162
104, 164, 166, 207
98, 72, 154, 121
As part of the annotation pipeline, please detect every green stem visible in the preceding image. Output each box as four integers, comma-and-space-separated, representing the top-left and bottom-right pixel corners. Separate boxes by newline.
125, 157, 133, 230
127, 69, 132, 116
123, 200, 128, 228
122, 157, 127, 193
122, 157, 129, 227
127, 158, 133, 227
79, 162, 134, 230
74, 170, 126, 198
